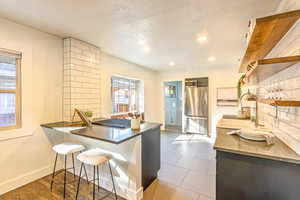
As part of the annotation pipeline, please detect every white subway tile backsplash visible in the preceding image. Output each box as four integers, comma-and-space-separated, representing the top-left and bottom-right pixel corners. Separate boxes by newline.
63, 38, 101, 121
245, 1, 300, 154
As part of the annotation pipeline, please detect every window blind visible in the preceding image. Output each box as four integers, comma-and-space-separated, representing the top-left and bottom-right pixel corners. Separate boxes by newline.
0, 49, 21, 129
111, 76, 139, 113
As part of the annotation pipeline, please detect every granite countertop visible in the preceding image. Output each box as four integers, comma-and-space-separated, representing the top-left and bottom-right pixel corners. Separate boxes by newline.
214, 117, 300, 164
41, 121, 161, 144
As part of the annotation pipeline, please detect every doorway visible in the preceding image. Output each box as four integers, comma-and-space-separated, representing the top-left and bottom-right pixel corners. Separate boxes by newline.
164, 81, 183, 132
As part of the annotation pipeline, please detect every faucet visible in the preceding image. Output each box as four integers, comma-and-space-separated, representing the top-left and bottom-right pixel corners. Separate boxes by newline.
239, 89, 259, 127
239, 89, 252, 109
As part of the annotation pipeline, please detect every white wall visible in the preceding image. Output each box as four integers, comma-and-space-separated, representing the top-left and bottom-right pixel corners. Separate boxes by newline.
277, 0, 300, 11
100, 53, 159, 122
157, 66, 240, 137
0, 19, 160, 195
0, 18, 64, 194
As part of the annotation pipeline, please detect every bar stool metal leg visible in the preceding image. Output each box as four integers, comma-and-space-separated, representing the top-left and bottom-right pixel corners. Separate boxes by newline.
50, 153, 58, 191
93, 166, 96, 200
97, 166, 100, 191
75, 163, 83, 200
64, 155, 67, 199
108, 161, 118, 200
72, 153, 76, 180
80, 151, 89, 184
83, 164, 89, 184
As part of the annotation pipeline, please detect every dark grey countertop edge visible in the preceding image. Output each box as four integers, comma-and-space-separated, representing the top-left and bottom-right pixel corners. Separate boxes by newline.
71, 125, 161, 144
214, 145, 300, 165
41, 122, 162, 144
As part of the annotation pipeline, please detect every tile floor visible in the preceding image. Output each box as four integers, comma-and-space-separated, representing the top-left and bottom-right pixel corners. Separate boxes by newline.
143, 131, 216, 200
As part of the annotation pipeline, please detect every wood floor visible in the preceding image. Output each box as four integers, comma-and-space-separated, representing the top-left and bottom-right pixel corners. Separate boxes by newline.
0, 172, 125, 200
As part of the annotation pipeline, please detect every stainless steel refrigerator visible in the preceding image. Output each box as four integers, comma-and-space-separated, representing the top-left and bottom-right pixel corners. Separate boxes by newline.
184, 78, 208, 134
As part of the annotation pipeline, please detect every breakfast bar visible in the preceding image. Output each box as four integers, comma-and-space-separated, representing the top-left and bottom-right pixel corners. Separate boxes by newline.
41, 120, 161, 200
41, 121, 160, 144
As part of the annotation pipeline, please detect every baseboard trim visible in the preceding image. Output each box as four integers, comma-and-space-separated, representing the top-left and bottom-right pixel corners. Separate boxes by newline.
81, 176, 143, 200
67, 168, 143, 200
0, 165, 53, 195
130, 187, 143, 200
123, 186, 143, 200
0, 166, 143, 200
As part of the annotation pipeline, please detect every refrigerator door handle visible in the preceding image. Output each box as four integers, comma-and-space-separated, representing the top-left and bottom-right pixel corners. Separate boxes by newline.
203, 88, 208, 105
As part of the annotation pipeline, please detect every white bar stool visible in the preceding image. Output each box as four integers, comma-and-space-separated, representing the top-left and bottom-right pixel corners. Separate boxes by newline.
51, 142, 89, 199
75, 148, 118, 200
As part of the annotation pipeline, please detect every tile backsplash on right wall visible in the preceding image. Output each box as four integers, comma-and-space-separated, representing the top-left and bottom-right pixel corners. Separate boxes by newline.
247, 0, 300, 154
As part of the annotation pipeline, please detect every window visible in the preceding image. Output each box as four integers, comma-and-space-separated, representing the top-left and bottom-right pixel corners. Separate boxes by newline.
111, 76, 143, 114
0, 49, 21, 130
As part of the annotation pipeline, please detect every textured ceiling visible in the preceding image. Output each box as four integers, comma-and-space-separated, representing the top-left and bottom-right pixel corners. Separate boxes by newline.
0, 0, 280, 71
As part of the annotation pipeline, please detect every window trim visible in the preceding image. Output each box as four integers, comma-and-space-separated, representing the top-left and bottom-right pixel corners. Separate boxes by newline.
0, 52, 22, 131
111, 75, 140, 114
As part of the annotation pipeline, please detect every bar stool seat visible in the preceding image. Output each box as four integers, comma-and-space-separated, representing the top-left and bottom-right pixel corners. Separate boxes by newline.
77, 148, 109, 166
76, 148, 118, 200
52, 142, 85, 155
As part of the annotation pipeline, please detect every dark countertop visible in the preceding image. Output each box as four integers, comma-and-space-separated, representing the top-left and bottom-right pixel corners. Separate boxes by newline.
41, 121, 161, 144
214, 118, 300, 164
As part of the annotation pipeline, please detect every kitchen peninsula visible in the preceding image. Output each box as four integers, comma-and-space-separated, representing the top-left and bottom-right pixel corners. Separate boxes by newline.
41, 120, 161, 200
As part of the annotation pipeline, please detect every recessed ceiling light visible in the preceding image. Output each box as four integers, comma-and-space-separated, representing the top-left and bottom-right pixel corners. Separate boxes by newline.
208, 56, 216, 62
197, 35, 207, 43
138, 39, 146, 45
143, 45, 151, 53
169, 61, 175, 66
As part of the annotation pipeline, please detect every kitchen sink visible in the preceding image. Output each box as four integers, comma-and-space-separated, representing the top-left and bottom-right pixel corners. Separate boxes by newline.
217, 118, 253, 129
